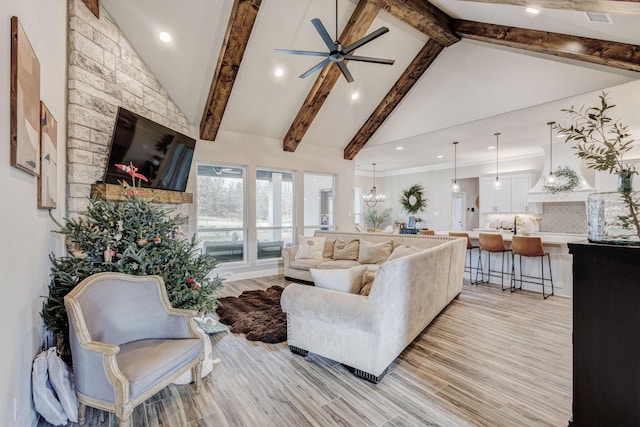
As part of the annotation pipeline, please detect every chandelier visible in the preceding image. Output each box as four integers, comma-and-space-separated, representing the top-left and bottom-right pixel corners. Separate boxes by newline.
364, 163, 385, 208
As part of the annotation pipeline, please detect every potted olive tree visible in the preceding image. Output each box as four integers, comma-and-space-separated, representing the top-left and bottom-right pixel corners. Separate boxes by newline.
556, 92, 640, 243
366, 207, 392, 231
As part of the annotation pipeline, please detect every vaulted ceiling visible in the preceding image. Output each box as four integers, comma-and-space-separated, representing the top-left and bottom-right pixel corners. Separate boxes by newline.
99, 0, 640, 172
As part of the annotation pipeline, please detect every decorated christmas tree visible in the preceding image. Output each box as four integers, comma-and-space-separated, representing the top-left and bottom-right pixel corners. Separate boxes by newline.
41, 164, 223, 355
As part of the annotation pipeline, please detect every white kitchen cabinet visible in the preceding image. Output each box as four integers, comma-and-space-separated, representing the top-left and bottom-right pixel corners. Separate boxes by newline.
511, 174, 531, 212
479, 176, 496, 213
480, 172, 532, 213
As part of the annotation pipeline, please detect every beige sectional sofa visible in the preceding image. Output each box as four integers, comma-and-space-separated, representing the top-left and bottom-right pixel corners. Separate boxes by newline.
281, 231, 466, 382
283, 231, 459, 282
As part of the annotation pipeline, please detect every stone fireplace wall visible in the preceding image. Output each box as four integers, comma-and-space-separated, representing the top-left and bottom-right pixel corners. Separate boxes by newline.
66, 0, 193, 217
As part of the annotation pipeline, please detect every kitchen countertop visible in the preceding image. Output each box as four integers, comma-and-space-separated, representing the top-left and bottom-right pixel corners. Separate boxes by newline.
437, 229, 586, 246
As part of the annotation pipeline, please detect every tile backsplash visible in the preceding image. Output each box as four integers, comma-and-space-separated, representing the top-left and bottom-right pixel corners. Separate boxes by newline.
539, 202, 587, 234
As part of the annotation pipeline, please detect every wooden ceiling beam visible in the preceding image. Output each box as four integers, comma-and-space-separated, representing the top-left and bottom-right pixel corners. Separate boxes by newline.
457, 1, 640, 16
81, 0, 100, 18
367, 0, 459, 46
283, 0, 380, 152
344, 39, 445, 160
454, 20, 640, 72
200, 0, 262, 141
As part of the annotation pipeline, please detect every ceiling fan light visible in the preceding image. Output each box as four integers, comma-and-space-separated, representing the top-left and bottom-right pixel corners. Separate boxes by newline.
274, 1, 393, 83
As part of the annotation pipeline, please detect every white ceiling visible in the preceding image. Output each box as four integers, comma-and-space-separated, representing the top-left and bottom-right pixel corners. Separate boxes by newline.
100, 0, 640, 173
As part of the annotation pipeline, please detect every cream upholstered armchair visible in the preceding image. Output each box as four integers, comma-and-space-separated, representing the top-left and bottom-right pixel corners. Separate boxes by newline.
64, 272, 205, 427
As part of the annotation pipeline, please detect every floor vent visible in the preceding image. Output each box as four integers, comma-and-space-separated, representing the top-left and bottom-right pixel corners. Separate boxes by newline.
585, 12, 612, 24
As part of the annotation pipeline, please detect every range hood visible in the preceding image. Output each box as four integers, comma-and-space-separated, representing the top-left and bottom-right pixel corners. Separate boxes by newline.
528, 143, 595, 203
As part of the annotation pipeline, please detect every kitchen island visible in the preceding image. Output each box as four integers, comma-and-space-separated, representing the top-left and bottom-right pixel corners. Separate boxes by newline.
438, 229, 584, 297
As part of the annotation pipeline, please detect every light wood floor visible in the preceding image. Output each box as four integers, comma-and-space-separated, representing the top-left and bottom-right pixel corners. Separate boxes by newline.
39, 276, 572, 427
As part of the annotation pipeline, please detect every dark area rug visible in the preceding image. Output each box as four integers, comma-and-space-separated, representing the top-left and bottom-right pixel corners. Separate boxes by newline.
216, 285, 287, 344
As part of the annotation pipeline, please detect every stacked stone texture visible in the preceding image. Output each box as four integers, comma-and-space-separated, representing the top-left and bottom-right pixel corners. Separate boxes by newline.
67, 0, 192, 217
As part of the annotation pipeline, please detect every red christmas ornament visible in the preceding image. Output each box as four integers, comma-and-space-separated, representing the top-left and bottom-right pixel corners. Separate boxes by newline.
153, 235, 161, 243
193, 282, 201, 290
187, 277, 194, 284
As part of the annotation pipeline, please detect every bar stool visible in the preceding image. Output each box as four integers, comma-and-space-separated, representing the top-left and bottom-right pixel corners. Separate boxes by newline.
511, 236, 554, 299
477, 233, 512, 291
449, 232, 482, 285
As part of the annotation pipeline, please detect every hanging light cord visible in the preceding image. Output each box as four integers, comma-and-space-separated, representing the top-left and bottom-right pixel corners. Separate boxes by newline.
494, 133, 500, 179
335, 0, 338, 42
548, 121, 555, 174
454, 142, 458, 182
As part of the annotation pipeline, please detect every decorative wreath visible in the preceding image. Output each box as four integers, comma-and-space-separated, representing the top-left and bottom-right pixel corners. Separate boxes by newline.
543, 165, 580, 194
400, 184, 428, 214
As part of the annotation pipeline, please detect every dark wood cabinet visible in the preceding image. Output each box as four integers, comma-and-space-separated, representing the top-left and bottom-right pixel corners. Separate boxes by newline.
568, 242, 640, 426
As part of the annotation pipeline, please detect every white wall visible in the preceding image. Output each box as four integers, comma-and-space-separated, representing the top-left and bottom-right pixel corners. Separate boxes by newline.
0, 1, 67, 425
358, 155, 545, 231
188, 130, 355, 279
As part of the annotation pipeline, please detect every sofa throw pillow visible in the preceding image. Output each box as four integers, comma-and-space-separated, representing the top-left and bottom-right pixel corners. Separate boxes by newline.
358, 239, 393, 264
359, 270, 377, 296
323, 238, 336, 259
295, 236, 326, 260
387, 244, 423, 261
311, 265, 367, 293
333, 239, 360, 260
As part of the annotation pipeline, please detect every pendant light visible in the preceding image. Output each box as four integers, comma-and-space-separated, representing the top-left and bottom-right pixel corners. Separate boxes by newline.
451, 141, 460, 192
493, 132, 502, 190
364, 163, 385, 208
546, 121, 557, 185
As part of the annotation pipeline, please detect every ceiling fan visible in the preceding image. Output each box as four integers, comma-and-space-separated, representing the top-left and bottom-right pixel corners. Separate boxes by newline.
274, 1, 395, 83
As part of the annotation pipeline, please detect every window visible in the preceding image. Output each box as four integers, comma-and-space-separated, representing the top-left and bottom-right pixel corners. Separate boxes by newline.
303, 173, 336, 236
197, 164, 246, 263
256, 168, 295, 259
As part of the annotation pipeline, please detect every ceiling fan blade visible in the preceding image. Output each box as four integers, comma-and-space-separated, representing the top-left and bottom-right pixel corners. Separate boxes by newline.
274, 49, 329, 57
311, 18, 337, 51
345, 54, 395, 65
299, 58, 331, 79
337, 61, 354, 83
343, 27, 390, 55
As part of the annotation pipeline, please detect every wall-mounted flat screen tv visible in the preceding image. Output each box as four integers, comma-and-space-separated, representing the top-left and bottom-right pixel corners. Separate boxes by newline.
103, 107, 196, 192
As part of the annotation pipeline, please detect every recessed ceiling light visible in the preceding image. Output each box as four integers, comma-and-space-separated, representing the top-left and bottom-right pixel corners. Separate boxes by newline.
488, 146, 496, 150
437, 155, 444, 159
396, 146, 403, 151
526, 7, 540, 15
274, 68, 284, 77
351, 92, 360, 100
158, 31, 171, 43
